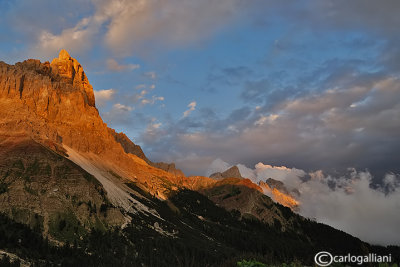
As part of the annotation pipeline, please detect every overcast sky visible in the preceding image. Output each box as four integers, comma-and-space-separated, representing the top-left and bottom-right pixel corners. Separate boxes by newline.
1, 0, 399, 179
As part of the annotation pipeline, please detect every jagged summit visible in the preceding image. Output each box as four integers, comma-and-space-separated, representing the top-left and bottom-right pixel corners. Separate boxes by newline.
210, 165, 243, 179
50, 49, 95, 107
58, 49, 71, 60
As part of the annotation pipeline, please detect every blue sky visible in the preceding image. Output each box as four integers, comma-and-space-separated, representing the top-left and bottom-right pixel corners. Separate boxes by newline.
1, 0, 399, 179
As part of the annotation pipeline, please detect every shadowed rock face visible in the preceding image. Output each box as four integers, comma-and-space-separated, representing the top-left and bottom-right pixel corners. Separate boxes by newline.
210, 166, 243, 179
108, 128, 150, 163
0, 135, 126, 241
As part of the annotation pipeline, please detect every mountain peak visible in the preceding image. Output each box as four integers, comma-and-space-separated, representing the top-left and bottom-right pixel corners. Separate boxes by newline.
210, 165, 243, 179
58, 49, 71, 60
50, 49, 95, 107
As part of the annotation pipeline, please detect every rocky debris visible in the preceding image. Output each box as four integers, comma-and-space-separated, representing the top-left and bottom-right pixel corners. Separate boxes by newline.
210, 165, 243, 179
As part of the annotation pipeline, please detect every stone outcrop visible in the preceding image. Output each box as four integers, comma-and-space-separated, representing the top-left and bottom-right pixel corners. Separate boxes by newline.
210, 165, 243, 179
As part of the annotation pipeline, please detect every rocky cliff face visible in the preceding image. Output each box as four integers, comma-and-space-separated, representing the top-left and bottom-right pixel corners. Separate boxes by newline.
0, 50, 185, 241
0, 50, 185, 189
0, 52, 108, 154
0, 50, 299, 240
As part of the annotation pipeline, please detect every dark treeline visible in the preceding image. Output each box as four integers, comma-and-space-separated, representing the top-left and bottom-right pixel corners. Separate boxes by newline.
0, 189, 399, 266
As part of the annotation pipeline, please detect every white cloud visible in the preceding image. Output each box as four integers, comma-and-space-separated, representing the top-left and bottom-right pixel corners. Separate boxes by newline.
113, 103, 133, 112
254, 114, 279, 126
206, 158, 231, 176
106, 58, 140, 71
142, 118, 163, 141
135, 84, 146, 90
101, 0, 242, 54
94, 89, 116, 107
253, 163, 306, 189
297, 171, 400, 246
141, 95, 164, 106
183, 101, 197, 118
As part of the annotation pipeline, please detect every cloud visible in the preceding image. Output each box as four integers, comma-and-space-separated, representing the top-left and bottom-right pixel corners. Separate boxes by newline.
100, 102, 139, 129
206, 158, 231, 176
106, 58, 140, 71
113, 103, 133, 112
135, 84, 146, 90
94, 89, 116, 107
297, 170, 400, 246
100, 0, 243, 54
130, 89, 164, 106
208, 158, 400, 246
183, 101, 197, 118
18, 0, 246, 57
141, 118, 164, 144
144, 71, 157, 80
141, 96, 164, 106
141, 75, 400, 180
35, 17, 96, 57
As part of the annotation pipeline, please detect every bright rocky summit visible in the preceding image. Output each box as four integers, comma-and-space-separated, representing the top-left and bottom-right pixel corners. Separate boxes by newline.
0, 51, 398, 266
